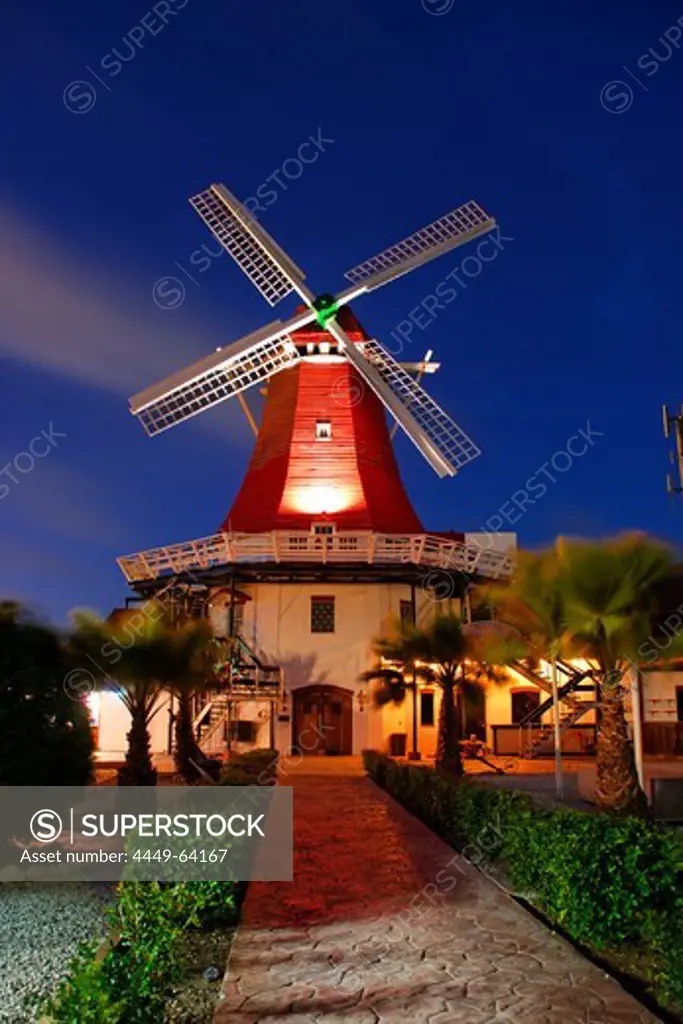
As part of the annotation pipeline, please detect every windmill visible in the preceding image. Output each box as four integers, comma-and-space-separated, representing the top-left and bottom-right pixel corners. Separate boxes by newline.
130, 183, 496, 479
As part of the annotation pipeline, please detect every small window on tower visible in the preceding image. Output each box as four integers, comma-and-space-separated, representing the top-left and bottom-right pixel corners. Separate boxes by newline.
311, 596, 335, 633
316, 420, 332, 441
312, 522, 336, 535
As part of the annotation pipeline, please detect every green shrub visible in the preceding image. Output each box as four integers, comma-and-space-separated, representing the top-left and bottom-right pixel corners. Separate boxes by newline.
220, 748, 278, 786
166, 880, 240, 928
642, 901, 683, 1008
363, 750, 683, 1010
0, 602, 94, 785
220, 765, 257, 786
38, 942, 123, 1023
38, 751, 267, 1021
238, 747, 278, 764
101, 883, 186, 1023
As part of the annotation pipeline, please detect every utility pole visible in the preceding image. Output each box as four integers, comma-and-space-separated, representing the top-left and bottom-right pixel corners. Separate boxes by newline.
663, 404, 683, 495
408, 581, 421, 761
551, 660, 564, 800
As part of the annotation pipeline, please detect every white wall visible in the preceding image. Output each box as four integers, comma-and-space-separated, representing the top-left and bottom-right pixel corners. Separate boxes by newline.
95, 581, 462, 757
238, 580, 459, 756
642, 670, 683, 723
96, 691, 171, 756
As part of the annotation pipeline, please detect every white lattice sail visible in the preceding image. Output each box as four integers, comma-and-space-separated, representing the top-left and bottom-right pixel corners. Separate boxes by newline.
344, 201, 495, 292
359, 339, 481, 472
190, 184, 308, 306
130, 322, 302, 436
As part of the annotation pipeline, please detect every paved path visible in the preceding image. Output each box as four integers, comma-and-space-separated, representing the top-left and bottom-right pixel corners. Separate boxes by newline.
215, 768, 660, 1024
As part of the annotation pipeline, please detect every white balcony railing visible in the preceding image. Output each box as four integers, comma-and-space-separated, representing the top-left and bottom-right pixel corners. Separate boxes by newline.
117, 530, 514, 584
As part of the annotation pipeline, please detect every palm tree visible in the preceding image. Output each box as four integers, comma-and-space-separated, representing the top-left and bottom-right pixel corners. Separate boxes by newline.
69, 605, 216, 785
361, 613, 507, 774
164, 623, 219, 783
482, 550, 572, 796
487, 533, 683, 816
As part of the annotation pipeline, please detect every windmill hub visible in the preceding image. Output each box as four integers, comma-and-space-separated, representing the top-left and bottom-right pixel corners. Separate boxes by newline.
313, 293, 340, 328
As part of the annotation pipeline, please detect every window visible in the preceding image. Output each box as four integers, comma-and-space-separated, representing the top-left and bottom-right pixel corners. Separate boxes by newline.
420, 691, 435, 727
677, 687, 683, 722
511, 690, 540, 725
400, 599, 415, 627
312, 522, 336, 535
315, 420, 332, 441
311, 596, 335, 633
229, 721, 255, 742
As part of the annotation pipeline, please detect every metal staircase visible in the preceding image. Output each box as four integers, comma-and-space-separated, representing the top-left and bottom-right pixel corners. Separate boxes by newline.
511, 660, 597, 758
193, 633, 284, 754
144, 579, 284, 755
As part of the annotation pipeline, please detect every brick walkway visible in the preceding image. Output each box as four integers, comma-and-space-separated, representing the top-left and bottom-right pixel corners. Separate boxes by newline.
214, 769, 660, 1024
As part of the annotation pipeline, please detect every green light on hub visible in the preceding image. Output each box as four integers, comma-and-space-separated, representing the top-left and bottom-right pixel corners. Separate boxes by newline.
313, 294, 339, 328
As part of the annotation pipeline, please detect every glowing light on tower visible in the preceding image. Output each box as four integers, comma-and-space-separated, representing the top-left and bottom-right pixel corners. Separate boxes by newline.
292, 484, 352, 515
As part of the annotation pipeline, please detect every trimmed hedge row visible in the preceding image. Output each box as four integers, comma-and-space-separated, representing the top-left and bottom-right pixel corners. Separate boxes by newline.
39, 750, 280, 1023
38, 879, 240, 1023
220, 748, 279, 787
363, 750, 683, 1010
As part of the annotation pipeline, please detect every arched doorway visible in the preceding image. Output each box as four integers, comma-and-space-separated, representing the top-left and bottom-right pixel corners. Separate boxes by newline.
292, 685, 353, 755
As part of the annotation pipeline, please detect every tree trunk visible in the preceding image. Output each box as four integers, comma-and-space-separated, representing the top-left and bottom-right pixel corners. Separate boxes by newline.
118, 705, 157, 786
436, 680, 463, 775
594, 676, 648, 816
174, 693, 206, 783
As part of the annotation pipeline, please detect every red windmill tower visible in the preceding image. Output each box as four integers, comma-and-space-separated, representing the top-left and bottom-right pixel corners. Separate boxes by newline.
117, 183, 514, 758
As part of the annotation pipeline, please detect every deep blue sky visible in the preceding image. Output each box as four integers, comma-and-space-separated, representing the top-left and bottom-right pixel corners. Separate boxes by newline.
2, 0, 683, 624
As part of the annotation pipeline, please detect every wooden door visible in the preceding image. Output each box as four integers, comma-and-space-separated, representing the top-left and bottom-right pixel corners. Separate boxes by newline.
292, 686, 352, 754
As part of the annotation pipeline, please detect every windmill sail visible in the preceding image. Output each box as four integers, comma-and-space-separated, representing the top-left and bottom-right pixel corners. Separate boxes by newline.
323, 319, 454, 478
359, 338, 481, 473
130, 321, 303, 436
344, 201, 495, 293
190, 184, 309, 306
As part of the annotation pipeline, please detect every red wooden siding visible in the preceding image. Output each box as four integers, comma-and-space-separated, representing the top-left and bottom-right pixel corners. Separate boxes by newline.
221, 307, 423, 534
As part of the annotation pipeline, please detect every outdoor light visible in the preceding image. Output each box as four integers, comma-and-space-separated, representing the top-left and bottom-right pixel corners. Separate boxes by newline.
292, 484, 351, 515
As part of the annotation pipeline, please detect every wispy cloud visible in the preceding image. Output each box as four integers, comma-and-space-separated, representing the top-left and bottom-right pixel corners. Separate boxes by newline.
0, 458, 127, 546
0, 199, 227, 398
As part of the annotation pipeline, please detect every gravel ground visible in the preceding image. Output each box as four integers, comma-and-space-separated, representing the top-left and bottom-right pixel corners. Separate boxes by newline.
0, 883, 111, 1022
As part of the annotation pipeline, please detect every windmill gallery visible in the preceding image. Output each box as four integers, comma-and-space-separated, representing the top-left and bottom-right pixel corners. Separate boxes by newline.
96, 181, 520, 760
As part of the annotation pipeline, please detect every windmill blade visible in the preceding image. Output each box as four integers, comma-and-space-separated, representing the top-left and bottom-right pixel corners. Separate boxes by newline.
324, 319, 457, 478
190, 184, 313, 307
130, 312, 317, 436
343, 201, 495, 294
359, 338, 481, 475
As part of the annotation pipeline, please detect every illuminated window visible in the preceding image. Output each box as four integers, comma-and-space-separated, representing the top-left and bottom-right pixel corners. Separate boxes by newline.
315, 420, 332, 441
311, 596, 335, 633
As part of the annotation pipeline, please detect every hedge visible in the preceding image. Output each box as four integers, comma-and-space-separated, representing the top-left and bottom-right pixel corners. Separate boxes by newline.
220, 748, 279, 787
363, 750, 683, 1010
39, 751, 280, 1022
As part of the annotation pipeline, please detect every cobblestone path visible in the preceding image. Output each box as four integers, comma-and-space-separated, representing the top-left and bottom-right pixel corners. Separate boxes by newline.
214, 771, 659, 1024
